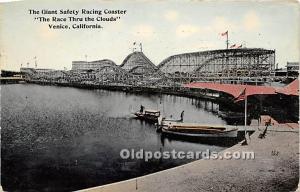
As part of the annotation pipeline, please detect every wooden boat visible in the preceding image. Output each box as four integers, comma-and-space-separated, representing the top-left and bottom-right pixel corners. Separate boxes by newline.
133, 109, 160, 123
158, 120, 238, 138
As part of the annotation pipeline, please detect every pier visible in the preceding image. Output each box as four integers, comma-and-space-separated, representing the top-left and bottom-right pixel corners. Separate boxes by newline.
0, 77, 25, 84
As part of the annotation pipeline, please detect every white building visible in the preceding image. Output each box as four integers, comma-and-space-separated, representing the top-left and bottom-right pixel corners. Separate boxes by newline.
72, 59, 117, 71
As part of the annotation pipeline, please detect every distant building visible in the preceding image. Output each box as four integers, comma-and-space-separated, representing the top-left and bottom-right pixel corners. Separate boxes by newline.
286, 62, 299, 77
20, 67, 54, 74
72, 59, 116, 71
20, 67, 36, 74
0, 70, 21, 77
274, 68, 287, 77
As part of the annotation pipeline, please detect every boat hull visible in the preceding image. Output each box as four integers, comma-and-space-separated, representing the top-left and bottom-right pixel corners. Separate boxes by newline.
161, 127, 238, 138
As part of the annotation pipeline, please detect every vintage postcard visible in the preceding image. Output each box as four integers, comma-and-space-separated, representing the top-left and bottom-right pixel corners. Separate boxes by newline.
0, 0, 299, 191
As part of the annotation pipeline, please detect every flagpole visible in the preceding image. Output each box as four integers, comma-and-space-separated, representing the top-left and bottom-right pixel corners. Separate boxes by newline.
244, 91, 248, 143
226, 31, 229, 49
244, 95, 247, 126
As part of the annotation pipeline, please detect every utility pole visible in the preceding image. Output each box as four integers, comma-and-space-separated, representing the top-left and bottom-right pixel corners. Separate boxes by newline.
133, 42, 136, 52
34, 56, 37, 68
0, 52, 7, 72
85, 55, 88, 62
0, 53, 2, 72
139, 43, 143, 52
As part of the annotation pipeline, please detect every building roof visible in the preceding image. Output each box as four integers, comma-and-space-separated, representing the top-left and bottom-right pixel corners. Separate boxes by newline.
276, 79, 299, 96
72, 59, 117, 65
184, 79, 299, 98
286, 62, 299, 67
184, 82, 276, 98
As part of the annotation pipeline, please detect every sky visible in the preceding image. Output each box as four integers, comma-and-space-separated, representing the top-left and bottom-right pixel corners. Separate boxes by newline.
0, 0, 299, 71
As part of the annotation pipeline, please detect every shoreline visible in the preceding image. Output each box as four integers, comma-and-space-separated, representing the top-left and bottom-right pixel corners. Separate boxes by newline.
78, 126, 299, 192
13, 81, 300, 123
24, 81, 221, 102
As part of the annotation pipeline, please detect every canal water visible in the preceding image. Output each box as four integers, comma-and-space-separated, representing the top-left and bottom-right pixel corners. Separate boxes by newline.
1, 84, 230, 192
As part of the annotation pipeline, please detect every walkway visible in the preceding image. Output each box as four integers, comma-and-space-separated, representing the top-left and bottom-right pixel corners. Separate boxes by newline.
79, 116, 299, 192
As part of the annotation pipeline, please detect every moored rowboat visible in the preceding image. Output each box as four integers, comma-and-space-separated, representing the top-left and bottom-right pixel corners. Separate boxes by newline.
133, 109, 160, 123
158, 120, 238, 138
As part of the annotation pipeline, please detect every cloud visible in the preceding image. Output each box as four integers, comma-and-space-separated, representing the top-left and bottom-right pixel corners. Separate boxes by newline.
176, 24, 200, 38
243, 11, 261, 31
133, 24, 155, 40
164, 10, 179, 22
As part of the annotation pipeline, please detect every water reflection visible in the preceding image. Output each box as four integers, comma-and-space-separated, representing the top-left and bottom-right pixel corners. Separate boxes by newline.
1, 84, 230, 192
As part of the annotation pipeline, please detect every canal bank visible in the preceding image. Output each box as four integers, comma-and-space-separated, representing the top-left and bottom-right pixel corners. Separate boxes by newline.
25, 80, 299, 123
26, 81, 223, 101
79, 123, 299, 192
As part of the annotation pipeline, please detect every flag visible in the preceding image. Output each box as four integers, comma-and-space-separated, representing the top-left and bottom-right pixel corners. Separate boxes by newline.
230, 44, 236, 48
221, 31, 228, 36
234, 88, 246, 103
236, 44, 242, 48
